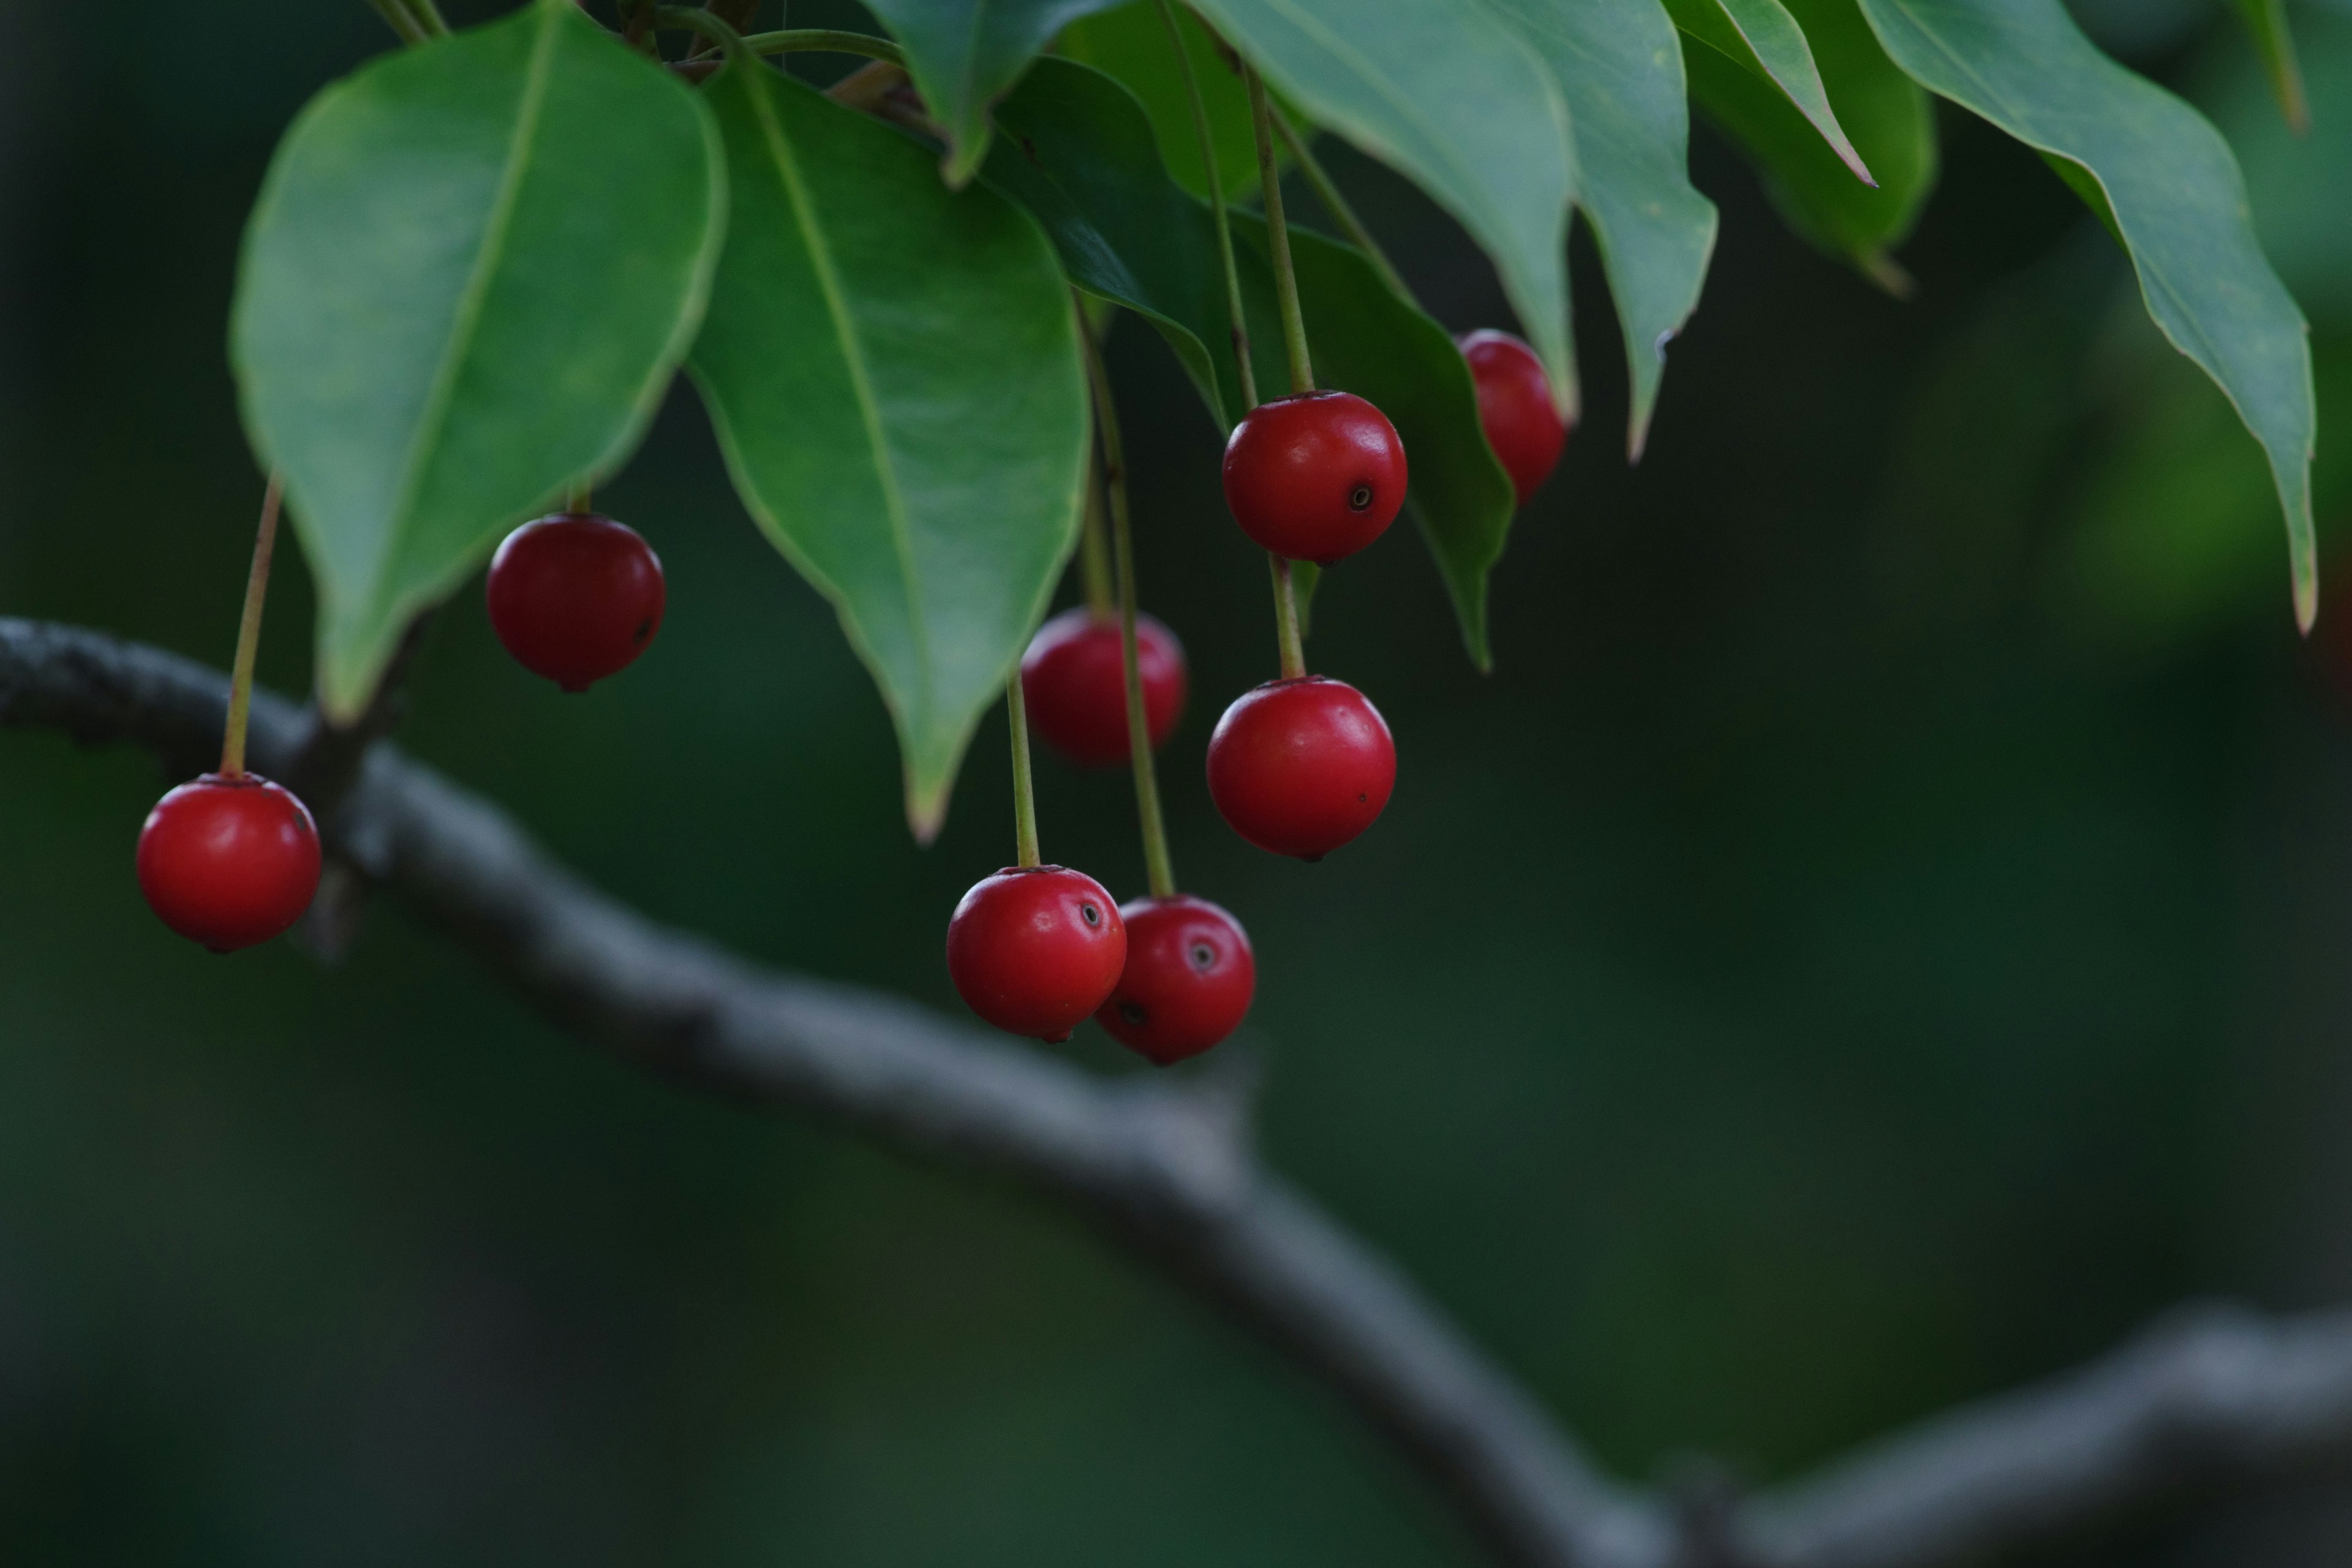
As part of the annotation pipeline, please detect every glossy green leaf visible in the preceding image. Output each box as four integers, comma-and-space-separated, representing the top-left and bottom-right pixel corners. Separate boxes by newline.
1684, 0, 1932, 291
1663, 0, 1874, 183
1477, 0, 1719, 456
689, 59, 1090, 841
861, 0, 1125, 186
1187, 0, 1580, 402
984, 58, 1515, 665
232, 0, 722, 721
1856, 0, 2319, 628
2231, 0, 2309, 135
1057, 1, 1261, 202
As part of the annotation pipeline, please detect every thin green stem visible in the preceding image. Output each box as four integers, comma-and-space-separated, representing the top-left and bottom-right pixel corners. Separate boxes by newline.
1268, 556, 1306, 680
1079, 307, 1177, 900
1006, 676, 1042, 869
653, 6, 749, 53
1247, 65, 1313, 396
1272, 108, 1412, 303
568, 481, 594, 515
737, 26, 905, 62
1077, 459, 1115, 620
1156, 0, 1255, 412
365, 0, 428, 44
404, 0, 451, 37
220, 473, 284, 779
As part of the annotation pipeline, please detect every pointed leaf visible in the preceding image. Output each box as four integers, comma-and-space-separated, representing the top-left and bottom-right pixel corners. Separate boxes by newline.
861, 0, 1125, 186
1856, 0, 2318, 628
1186, 0, 1580, 403
689, 60, 1090, 840
1684, 0, 1933, 291
1477, 0, 1719, 456
2232, 0, 2309, 135
1664, 0, 1875, 184
231, 0, 723, 720
1058, 1, 1262, 202
984, 58, 1515, 665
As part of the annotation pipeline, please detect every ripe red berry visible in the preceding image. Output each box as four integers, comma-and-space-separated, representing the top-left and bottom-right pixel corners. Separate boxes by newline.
1096, 894, 1255, 1065
946, 865, 1128, 1042
485, 513, 666, 692
1458, 330, 1569, 505
1019, 608, 1188, 768
136, 774, 323, 952
1221, 391, 1408, 565
1205, 676, 1395, 860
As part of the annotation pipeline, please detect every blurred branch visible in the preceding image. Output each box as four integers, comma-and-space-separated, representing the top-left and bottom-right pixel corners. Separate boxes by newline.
3, 615, 2350, 1568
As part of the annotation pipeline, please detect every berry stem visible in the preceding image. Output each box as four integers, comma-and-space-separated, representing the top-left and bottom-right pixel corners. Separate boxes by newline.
1269, 556, 1306, 679
365, 0, 429, 44
405, 0, 450, 36
1077, 456, 1115, 620
219, 472, 284, 780
1006, 675, 1042, 870
652, 9, 904, 64
1246, 64, 1314, 397
1155, 0, 1256, 413
1078, 307, 1178, 902
568, 481, 592, 515
1270, 108, 1413, 304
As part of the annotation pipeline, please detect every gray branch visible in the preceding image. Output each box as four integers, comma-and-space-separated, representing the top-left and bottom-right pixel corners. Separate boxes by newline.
4, 614, 2350, 1568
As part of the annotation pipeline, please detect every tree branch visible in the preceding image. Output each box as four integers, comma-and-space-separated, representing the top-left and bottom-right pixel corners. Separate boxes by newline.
4, 614, 2350, 1568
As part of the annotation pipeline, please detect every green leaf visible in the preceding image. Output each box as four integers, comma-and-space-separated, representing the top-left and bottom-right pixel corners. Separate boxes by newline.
1476, 0, 1719, 456
1683, 0, 1933, 292
1187, 0, 1580, 403
1856, 0, 2319, 628
232, 0, 723, 722
689, 59, 1090, 842
861, 0, 1125, 186
1662, 0, 1875, 183
2231, 0, 2309, 135
984, 55, 1252, 427
984, 58, 1515, 665
1057, 1, 1261, 203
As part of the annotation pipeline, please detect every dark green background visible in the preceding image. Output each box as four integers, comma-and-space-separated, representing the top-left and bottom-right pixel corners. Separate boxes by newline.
1, 1, 2347, 1562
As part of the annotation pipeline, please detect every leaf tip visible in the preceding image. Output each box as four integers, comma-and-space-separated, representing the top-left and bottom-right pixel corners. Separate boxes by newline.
2294, 558, 2319, 636
906, 780, 950, 846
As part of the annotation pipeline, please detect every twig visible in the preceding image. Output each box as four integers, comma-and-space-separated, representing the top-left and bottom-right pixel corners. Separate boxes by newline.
4, 614, 2351, 1568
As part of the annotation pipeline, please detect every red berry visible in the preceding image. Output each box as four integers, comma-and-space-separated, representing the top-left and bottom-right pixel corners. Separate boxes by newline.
1221, 391, 1408, 565
1096, 894, 1256, 1065
136, 774, 322, 952
946, 865, 1128, 1042
1019, 608, 1188, 768
485, 513, 666, 692
1205, 676, 1395, 860
1458, 330, 1569, 505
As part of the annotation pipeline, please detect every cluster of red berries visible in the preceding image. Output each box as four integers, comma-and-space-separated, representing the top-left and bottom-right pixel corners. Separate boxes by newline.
946, 331, 1565, 1062
138, 507, 669, 954
138, 332, 1563, 1039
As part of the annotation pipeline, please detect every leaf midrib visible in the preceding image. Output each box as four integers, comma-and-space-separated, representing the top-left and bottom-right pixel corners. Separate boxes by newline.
377, 2, 563, 619
744, 75, 935, 720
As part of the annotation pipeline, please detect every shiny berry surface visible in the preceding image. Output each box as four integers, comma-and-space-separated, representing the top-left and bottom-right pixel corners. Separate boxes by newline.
946, 865, 1128, 1042
1221, 391, 1408, 565
1020, 608, 1188, 768
1207, 676, 1396, 860
486, 513, 666, 692
1458, 330, 1569, 505
136, 774, 322, 952
1096, 895, 1256, 1065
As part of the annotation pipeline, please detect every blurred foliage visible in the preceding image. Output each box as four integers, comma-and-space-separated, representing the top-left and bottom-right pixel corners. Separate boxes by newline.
1, 2, 2350, 1566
